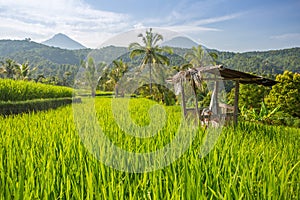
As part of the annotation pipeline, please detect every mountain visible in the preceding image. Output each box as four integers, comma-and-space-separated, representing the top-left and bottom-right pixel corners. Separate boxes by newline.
0, 39, 299, 80
42, 33, 86, 50
162, 36, 199, 48
0, 39, 89, 65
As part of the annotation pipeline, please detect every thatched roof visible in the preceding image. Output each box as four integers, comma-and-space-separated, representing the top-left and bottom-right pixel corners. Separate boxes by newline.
170, 65, 277, 87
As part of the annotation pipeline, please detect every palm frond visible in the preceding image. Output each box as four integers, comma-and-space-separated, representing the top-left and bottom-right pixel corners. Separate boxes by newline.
128, 42, 142, 50
129, 49, 146, 59
154, 53, 170, 66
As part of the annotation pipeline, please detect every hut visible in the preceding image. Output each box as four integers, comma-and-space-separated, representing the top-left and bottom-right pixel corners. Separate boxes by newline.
170, 65, 277, 126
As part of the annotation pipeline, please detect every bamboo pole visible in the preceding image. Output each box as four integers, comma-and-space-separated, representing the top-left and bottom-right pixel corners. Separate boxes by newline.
214, 79, 220, 115
191, 79, 200, 123
233, 80, 240, 125
180, 79, 187, 117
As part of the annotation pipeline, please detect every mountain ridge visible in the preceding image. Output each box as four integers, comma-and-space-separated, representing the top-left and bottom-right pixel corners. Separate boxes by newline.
162, 36, 199, 48
42, 33, 86, 50
0, 39, 299, 77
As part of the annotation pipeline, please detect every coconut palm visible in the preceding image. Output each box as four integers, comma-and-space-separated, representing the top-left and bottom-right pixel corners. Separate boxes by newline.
172, 63, 193, 72
106, 59, 128, 97
81, 57, 106, 97
184, 45, 205, 67
128, 28, 173, 95
15, 61, 36, 80
0, 59, 19, 79
208, 52, 219, 65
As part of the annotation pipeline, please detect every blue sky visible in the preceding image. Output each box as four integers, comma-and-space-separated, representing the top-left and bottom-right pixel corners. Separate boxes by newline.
0, 0, 299, 52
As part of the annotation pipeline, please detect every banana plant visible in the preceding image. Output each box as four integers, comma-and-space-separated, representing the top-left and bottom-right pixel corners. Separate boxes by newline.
240, 102, 280, 124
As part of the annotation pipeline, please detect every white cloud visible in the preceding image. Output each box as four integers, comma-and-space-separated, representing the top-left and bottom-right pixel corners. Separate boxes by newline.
0, 0, 244, 49
164, 25, 221, 34
138, 8, 241, 36
0, 0, 130, 47
192, 13, 243, 26
270, 33, 300, 41
133, 23, 145, 29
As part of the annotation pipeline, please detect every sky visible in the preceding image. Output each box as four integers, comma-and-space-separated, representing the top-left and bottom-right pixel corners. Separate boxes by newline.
0, 0, 299, 52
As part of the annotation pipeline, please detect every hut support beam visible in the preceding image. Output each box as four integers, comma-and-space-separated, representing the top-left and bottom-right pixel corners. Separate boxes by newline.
192, 79, 200, 123
180, 79, 187, 117
233, 80, 240, 125
214, 80, 219, 115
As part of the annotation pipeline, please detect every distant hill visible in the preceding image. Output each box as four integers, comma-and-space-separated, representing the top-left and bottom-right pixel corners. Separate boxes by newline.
0, 39, 299, 80
42, 33, 86, 50
0, 39, 89, 65
162, 36, 199, 48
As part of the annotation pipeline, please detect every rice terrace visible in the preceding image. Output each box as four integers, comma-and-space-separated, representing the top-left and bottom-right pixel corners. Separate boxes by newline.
0, 27, 300, 200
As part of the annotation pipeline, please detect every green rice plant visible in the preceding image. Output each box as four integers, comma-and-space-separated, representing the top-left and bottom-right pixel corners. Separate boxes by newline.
0, 97, 299, 199
0, 79, 73, 101
0, 97, 77, 115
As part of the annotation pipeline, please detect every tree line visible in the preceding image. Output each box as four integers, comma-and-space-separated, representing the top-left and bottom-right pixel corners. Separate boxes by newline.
1, 30, 299, 127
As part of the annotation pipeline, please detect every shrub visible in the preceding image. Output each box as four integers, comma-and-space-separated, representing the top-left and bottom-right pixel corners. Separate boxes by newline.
0, 79, 73, 101
0, 97, 80, 115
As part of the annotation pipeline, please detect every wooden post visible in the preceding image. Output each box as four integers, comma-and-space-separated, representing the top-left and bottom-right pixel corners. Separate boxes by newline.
233, 80, 240, 125
214, 80, 219, 115
191, 79, 200, 122
180, 79, 187, 117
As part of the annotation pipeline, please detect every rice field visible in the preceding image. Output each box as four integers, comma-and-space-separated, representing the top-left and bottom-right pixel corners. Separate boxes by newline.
0, 79, 73, 101
0, 97, 299, 199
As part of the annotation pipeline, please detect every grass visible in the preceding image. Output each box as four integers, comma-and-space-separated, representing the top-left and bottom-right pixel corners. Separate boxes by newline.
0, 97, 299, 199
0, 79, 73, 101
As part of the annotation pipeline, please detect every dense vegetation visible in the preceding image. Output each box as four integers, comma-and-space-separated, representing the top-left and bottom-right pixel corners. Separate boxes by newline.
1, 38, 300, 126
0, 98, 299, 199
0, 79, 73, 101
1, 34, 299, 199
0, 98, 74, 115
0, 39, 299, 83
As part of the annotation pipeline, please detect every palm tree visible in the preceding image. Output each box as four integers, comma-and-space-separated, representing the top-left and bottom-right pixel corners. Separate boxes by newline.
128, 28, 173, 95
15, 61, 36, 80
107, 59, 128, 97
208, 52, 219, 65
81, 57, 105, 97
184, 45, 205, 67
0, 59, 19, 79
172, 63, 193, 72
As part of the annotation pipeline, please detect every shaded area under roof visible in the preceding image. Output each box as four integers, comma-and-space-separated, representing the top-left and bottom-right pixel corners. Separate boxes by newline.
193, 65, 277, 86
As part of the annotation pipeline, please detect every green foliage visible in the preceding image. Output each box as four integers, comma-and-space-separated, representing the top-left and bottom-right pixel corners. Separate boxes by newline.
266, 71, 300, 118
0, 40, 84, 65
228, 83, 270, 109
0, 97, 76, 115
226, 71, 300, 127
129, 28, 173, 95
0, 98, 299, 199
106, 59, 129, 95
81, 57, 105, 97
1, 40, 300, 82
134, 84, 176, 105
0, 58, 19, 79
240, 102, 280, 124
218, 48, 300, 74
0, 79, 73, 101
185, 45, 206, 67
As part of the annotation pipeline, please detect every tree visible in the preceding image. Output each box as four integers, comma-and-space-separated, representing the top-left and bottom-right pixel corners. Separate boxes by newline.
228, 84, 270, 110
15, 61, 36, 80
172, 63, 193, 72
265, 71, 300, 118
106, 59, 128, 97
208, 52, 219, 65
81, 57, 105, 97
0, 59, 19, 79
184, 45, 205, 67
128, 28, 173, 95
